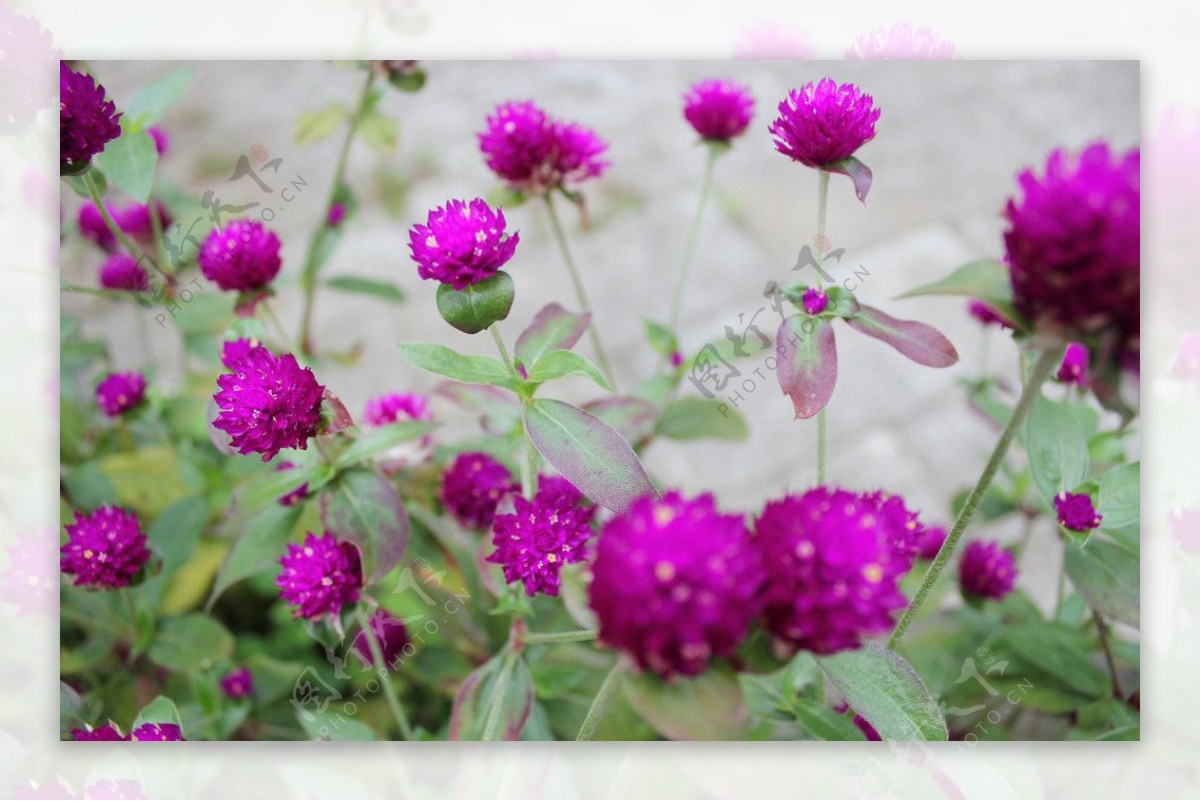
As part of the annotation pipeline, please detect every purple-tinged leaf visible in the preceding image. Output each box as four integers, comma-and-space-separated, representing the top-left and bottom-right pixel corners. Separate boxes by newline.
522, 399, 658, 514
433, 381, 521, 434
825, 157, 873, 203
319, 468, 409, 585
776, 315, 837, 420
847, 304, 959, 368
449, 652, 534, 740
624, 664, 748, 741
816, 643, 947, 741
319, 388, 354, 434
514, 302, 591, 369
582, 396, 659, 445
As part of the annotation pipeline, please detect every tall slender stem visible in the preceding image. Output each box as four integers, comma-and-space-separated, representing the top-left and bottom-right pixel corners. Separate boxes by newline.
489, 324, 518, 380
667, 147, 720, 335
299, 69, 377, 357
576, 659, 625, 741
888, 347, 1061, 649
814, 170, 831, 484
543, 193, 617, 389
1092, 610, 1125, 699
82, 171, 169, 284
489, 324, 536, 499
522, 628, 597, 645
355, 606, 415, 740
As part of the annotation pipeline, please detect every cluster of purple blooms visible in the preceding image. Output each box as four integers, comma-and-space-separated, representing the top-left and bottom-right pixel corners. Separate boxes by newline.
477, 99, 610, 193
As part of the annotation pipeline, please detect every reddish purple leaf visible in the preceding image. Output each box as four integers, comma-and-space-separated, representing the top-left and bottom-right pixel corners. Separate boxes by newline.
826, 156, 873, 203
582, 395, 659, 445
320, 388, 354, 434
514, 302, 591, 369
776, 315, 838, 420
847, 304, 959, 368
319, 468, 409, 584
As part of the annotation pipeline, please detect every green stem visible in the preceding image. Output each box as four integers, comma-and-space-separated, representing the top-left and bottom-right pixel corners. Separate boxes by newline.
356, 606, 415, 740
1092, 610, 1125, 699
490, 324, 536, 498
816, 409, 827, 486
521, 629, 598, 645
489, 324, 518, 380
888, 347, 1061, 649
814, 169, 831, 484
83, 171, 167, 284
299, 69, 377, 358
576, 659, 625, 741
543, 193, 617, 389
667, 146, 720, 335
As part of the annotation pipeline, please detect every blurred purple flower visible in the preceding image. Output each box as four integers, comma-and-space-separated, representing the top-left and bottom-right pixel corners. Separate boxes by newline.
958, 540, 1017, 600
845, 23, 957, 60
95, 371, 147, 417
220, 667, 254, 700
1054, 491, 1102, 532
0, 528, 57, 616
684, 79, 755, 142
1055, 342, 1090, 386
99, 254, 150, 292
60, 63, 122, 172
439, 452, 516, 529
198, 219, 283, 292
352, 608, 411, 668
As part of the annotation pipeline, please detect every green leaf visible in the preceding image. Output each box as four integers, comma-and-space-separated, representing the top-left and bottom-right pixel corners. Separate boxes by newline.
294, 103, 346, 146
642, 319, 678, 357
997, 623, 1110, 698
319, 468, 410, 585
99, 446, 191, 517
147, 614, 234, 673
583, 396, 658, 445
299, 709, 379, 741
208, 503, 302, 606
435, 272, 515, 335
397, 342, 518, 391
138, 495, 209, 606
898, 259, 1021, 323
789, 697, 868, 741
1096, 462, 1140, 533
94, 131, 158, 202
1026, 397, 1090, 503
514, 303, 591, 369
655, 397, 749, 442
526, 349, 612, 391
449, 652, 535, 740
816, 643, 948, 741
60, 682, 89, 739
624, 665, 748, 740
125, 69, 193, 128
240, 464, 315, 509
326, 275, 406, 303
522, 398, 657, 514
133, 695, 184, 730
1064, 538, 1139, 628
359, 112, 399, 152
334, 420, 439, 467
776, 314, 838, 419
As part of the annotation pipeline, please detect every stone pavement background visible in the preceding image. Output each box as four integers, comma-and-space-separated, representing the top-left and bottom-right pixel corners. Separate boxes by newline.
63, 60, 1139, 607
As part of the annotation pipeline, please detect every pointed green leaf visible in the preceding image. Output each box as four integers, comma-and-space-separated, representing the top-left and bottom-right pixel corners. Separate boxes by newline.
326, 275, 406, 303
450, 652, 534, 741
1026, 396, 1089, 503
335, 421, 439, 468
1097, 462, 1140, 533
125, 69, 194, 128
998, 622, 1111, 698
147, 614, 234, 673
655, 396, 749, 441
526, 349, 612, 391
1064, 538, 1139, 628
846, 304, 959, 367
816, 643, 947, 741
359, 112, 399, 152
94, 131, 158, 202
514, 302, 591, 368
319, 468, 410, 585
789, 697, 868, 741
294, 103, 347, 146
397, 342, 518, 391
625, 665, 748, 741
208, 503, 303, 606
133, 695, 184, 730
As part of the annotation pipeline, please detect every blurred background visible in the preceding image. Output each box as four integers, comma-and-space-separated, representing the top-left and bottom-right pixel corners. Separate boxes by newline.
62, 60, 1139, 610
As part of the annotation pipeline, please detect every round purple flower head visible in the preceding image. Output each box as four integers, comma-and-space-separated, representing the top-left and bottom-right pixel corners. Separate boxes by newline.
198, 219, 283, 292
363, 392, 433, 428
275, 461, 309, 507
770, 79, 880, 168
0, 7, 59, 134
1054, 491, 1102, 532
0, 528, 58, 617
439, 452, 516, 529
1004, 143, 1140, 339
755, 487, 909, 655
78, 202, 116, 250
486, 479, 596, 597
147, 125, 170, 155
99, 254, 150, 292
478, 100, 555, 185
1056, 342, 1090, 386
967, 299, 1012, 330
858, 489, 927, 564
220, 667, 254, 700
958, 540, 1017, 600
219, 337, 263, 369
212, 345, 325, 462
915, 525, 948, 560
72, 721, 126, 741
536, 474, 591, 509
95, 371, 147, 417
352, 609, 411, 668
129, 723, 185, 741
276, 532, 362, 620
327, 202, 347, 227
114, 200, 172, 244
802, 288, 829, 316
683, 79, 755, 142
59, 63, 122, 172
61, 506, 150, 590
408, 198, 519, 290
588, 491, 765, 679
548, 120, 610, 185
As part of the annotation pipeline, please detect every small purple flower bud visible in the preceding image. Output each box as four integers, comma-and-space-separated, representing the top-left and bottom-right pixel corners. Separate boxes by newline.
220, 667, 254, 700
1054, 492, 1102, 532
802, 288, 829, 316
95, 371, 147, 417
327, 202, 347, 227
1055, 342, 1090, 386
958, 540, 1018, 600
439, 452, 517, 530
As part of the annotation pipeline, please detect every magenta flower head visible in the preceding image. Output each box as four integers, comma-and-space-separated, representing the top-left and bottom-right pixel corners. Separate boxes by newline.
439, 452, 516, 529
1054, 491, 1102, 532
212, 345, 325, 462
754, 487, 909, 655
408, 198, 519, 290
147, 125, 169, 155
857, 489, 927, 564
95, 371, 147, 417
363, 392, 435, 469
486, 479, 596, 597
60, 506, 150, 590
958, 540, 1018, 601
548, 120, 610, 185
802, 288, 829, 316
1056, 342, 1090, 386
72, 721, 126, 741
276, 532, 362, 620
129, 723, 185, 741
967, 299, 1012, 330
770, 79, 880, 169
478, 100, 555, 185
99, 253, 150, 292
536, 474, 591, 509
219, 667, 254, 700
219, 337, 263, 369
845, 23, 957, 60
78, 202, 116, 250
198, 219, 283, 292
352, 609, 411, 668
683, 79, 755, 143
59, 63, 122, 173
114, 200, 171, 244
327, 202, 347, 227
588, 491, 764, 679
915, 525, 948, 560
1004, 143, 1140, 339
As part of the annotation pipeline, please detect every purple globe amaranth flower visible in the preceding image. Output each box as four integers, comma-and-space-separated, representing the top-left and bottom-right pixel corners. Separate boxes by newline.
958, 540, 1018, 600
95, 371, 147, 417
478, 100, 609, 191
845, 23, 958, 60
275, 461, 309, 507
72, 722, 126, 741
212, 345, 325, 462
536, 473, 591, 509
1054, 491, 1102, 532
0, 528, 57, 617
60, 506, 150, 590
407, 198, 519, 290
59, 63, 122, 172
684, 79, 755, 143
99, 254, 150, 292
588, 491, 764, 679
363, 392, 435, 469
114, 200, 172, 244
966, 299, 1012, 330
770, 79, 880, 169
276, 532, 363, 620
683, 80, 755, 143
219, 337, 264, 369
1004, 142, 1140, 340
754, 487, 909, 655
802, 288, 829, 316
198, 219, 283, 292
915, 524, 948, 560
857, 489, 927, 564
219, 667, 254, 700
78, 201, 117, 250
327, 202, 347, 227
486, 481, 596, 597
129, 723, 185, 741
549, 120, 610, 185
439, 452, 516, 529
1056, 342, 1090, 386
147, 125, 169, 155
352, 608, 411, 668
